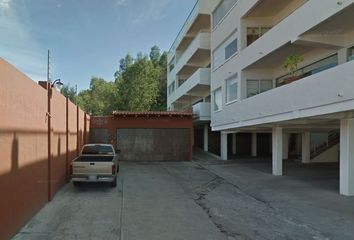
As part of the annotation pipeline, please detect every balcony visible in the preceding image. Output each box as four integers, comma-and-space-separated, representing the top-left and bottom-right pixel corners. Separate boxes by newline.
239, 0, 354, 71
168, 68, 211, 107
212, 60, 354, 131
276, 54, 338, 87
193, 102, 211, 122
169, 0, 217, 56
243, 0, 308, 26
174, 32, 211, 77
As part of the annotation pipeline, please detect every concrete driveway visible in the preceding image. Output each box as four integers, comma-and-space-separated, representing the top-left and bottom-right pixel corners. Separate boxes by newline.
12, 162, 226, 240
13, 152, 354, 240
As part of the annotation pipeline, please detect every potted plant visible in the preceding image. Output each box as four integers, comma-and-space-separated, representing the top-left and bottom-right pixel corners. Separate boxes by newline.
282, 54, 304, 85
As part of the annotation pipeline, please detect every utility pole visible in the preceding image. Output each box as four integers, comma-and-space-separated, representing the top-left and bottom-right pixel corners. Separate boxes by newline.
47, 49, 52, 201
47, 50, 51, 86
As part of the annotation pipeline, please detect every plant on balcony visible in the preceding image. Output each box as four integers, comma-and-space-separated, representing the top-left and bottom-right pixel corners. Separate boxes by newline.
282, 54, 304, 85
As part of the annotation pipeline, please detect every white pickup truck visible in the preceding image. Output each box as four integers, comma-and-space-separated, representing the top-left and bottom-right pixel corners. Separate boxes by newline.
71, 144, 119, 187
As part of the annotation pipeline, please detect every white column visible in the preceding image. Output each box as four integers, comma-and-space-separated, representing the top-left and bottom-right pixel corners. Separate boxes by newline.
232, 133, 237, 155
221, 132, 228, 161
203, 124, 209, 152
251, 133, 257, 157
272, 127, 283, 176
282, 133, 289, 160
338, 48, 348, 64
340, 119, 354, 196
302, 132, 311, 164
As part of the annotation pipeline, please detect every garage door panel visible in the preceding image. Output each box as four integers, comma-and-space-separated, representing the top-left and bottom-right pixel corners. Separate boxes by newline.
117, 129, 190, 161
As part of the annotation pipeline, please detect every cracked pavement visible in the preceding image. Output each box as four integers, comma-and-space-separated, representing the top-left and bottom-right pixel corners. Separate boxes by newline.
13, 154, 354, 240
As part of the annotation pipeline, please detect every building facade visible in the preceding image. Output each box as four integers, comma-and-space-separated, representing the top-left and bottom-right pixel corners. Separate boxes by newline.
168, 0, 354, 196
167, 0, 220, 154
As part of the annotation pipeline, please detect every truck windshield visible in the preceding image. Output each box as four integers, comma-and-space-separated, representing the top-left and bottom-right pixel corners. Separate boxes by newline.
82, 145, 114, 155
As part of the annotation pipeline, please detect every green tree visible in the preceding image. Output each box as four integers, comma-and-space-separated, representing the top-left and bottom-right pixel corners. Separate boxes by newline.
152, 51, 167, 111
77, 77, 116, 115
115, 54, 160, 111
114, 53, 134, 78
60, 84, 77, 103
150, 45, 161, 66
76, 45, 168, 115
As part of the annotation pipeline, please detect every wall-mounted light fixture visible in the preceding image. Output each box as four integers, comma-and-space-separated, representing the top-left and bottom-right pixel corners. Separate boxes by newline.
51, 79, 63, 88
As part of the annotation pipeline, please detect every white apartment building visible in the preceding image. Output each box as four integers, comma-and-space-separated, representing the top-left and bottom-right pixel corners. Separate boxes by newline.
168, 0, 354, 196
211, 0, 354, 196
167, 0, 220, 154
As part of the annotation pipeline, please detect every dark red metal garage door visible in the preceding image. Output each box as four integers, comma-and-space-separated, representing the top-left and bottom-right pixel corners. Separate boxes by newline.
117, 129, 190, 161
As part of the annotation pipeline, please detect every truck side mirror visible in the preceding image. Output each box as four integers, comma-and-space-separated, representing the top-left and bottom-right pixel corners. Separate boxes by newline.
116, 149, 121, 154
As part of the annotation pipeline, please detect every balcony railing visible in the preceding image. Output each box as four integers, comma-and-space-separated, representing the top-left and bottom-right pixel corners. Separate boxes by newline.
239, 0, 352, 71
213, 60, 354, 130
276, 54, 338, 87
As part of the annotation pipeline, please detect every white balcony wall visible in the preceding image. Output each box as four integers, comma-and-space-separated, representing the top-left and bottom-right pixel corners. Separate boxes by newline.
211, 0, 354, 92
199, 0, 221, 15
168, 0, 220, 60
168, 32, 210, 88
168, 68, 211, 106
193, 102, 211, 121
174, 32, 211, 74
237, 0, 354, 71
212, 60, 354, 130
167, 65, 177, 86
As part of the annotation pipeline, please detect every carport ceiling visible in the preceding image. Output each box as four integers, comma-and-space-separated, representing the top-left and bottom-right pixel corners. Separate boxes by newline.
227, 111, 354, 133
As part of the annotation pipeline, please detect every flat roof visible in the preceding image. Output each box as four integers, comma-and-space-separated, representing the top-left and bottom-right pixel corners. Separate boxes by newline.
112, 111, 193, 118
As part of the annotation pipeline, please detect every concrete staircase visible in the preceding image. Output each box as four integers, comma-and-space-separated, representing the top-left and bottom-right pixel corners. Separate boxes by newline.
310, 130, 340, 162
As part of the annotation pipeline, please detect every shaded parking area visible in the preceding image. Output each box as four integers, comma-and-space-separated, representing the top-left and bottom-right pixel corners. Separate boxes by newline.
227, 157, 340, 192
13, 152, 354, 240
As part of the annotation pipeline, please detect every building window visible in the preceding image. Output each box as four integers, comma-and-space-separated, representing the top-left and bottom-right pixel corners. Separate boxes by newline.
213, 88, 222, 111
348, 46, 354, 61
213, 0, 238, 28
226, 75, 238, 103
247, 79, 273, 98
168, 82, 175, 96
225, 38, 238, 60
168, 57, 175, 72
247, 27, 271, 46
213, 31, 238, 70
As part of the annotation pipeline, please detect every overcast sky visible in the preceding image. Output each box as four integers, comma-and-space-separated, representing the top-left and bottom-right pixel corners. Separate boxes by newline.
0, 0, 195, 90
